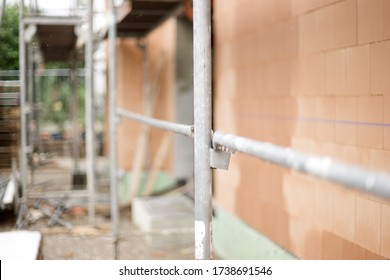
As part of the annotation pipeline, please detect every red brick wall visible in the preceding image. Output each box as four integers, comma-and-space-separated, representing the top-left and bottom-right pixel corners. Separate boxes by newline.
214, 0, 390, 259
106, 19, 176, 172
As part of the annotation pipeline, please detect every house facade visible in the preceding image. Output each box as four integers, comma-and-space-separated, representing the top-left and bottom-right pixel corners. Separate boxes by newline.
113, 0, 390, 259
213, 0, 390, 259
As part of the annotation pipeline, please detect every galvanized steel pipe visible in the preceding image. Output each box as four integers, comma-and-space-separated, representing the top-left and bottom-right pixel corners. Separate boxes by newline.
18, 0, 28, 220
0, 80, 21, 87
117, 108, 194, 138
70, 57, 80, 173
193, 0, 213, 260
213, 131, 390, 199
85, 0, 96, 224
108, 0, 120, 260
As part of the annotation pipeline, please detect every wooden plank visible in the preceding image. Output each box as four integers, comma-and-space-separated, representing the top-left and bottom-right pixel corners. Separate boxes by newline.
0, 107, 20, 116
0, 146, 18, 153
0, 134, 19, 140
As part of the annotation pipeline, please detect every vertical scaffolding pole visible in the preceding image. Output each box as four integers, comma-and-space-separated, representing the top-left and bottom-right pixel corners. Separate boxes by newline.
34, 63, 42, 154
27, 41, 34, 185
18, 0, 28, 222
71, 56, 80, 173
193, 0, 212, 260
85, 0, 95, 224
108, 0, 119, 259
31, 44, 38, 150
27, 44, 34, 107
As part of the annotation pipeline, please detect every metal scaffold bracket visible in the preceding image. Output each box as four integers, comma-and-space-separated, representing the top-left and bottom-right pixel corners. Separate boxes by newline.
210, 148, 231, 170
115, 113, 123, 126
210, 140, 235, 170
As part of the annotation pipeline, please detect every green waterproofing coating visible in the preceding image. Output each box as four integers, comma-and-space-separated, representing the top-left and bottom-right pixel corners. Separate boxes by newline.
213, 131, 390, 199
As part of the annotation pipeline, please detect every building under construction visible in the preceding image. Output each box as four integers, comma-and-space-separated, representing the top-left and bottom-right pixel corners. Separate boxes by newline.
0, 0, 390, 260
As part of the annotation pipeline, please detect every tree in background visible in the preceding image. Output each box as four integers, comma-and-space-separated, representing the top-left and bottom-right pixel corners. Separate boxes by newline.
0, 4, 19, 71
39, 64, 86, 134
0, 4, 89, 138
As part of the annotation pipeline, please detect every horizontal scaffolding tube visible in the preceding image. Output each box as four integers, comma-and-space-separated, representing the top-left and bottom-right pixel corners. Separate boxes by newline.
27, 190, 89, 199
27, 191, 109, 200
0, 80, 20, 87
213, 130, 390, 199
116, 108, 194, 138
0, 92, 19, 97
22, 16, 83, 25
119, 227, 195, 239
0, 69, 85, 77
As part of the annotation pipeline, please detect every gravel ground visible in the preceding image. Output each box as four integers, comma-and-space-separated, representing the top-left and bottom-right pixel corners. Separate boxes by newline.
0, 158, 196, 260
1, 201, 195, 260
39, 209, 195, 260
42, 234, 194, 260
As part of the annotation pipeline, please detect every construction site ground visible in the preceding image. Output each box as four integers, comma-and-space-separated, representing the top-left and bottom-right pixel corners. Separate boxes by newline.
0, 157, 195, 260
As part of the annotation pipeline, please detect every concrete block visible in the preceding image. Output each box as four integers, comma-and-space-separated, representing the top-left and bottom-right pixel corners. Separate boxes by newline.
132, 195, 194, 249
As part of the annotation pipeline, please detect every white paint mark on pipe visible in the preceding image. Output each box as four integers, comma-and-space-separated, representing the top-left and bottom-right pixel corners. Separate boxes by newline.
195, 220, 205, 259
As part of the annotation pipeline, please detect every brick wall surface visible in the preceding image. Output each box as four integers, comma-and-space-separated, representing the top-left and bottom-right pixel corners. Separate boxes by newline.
109, 19, 176, 172
214, 0, 390, 259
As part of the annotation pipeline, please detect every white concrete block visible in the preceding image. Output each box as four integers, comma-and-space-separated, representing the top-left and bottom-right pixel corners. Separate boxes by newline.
132, 194, 194, 249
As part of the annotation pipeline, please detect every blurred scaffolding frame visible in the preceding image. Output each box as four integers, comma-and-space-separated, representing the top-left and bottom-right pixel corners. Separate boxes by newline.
17, 0, 92, 228
12, 0, 390, 260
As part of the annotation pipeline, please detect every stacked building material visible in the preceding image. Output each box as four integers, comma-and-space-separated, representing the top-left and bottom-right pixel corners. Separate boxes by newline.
0, 88, 19, 169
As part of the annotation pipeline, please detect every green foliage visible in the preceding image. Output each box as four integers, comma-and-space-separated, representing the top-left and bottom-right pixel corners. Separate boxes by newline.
39, 64, 85, 131
0, 4, 19, 70
40, 75, 70, 131
0, 6, 87, 133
